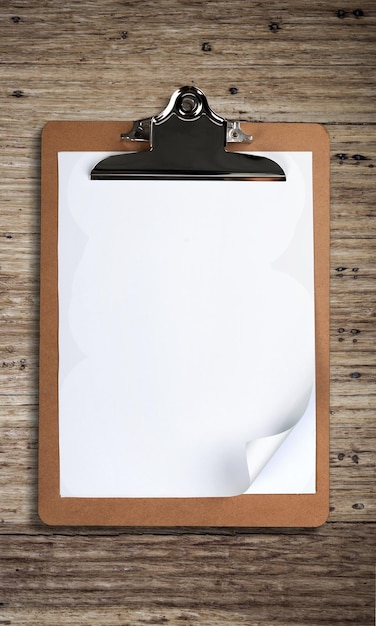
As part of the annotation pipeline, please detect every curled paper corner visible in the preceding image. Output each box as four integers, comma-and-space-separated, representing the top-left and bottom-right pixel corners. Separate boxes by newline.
243, 386, 316, 494
243, 427, 294, 493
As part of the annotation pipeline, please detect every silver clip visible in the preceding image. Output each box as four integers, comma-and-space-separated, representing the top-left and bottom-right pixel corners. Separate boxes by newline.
121, 117, 253, 145
92, 86, 284, 180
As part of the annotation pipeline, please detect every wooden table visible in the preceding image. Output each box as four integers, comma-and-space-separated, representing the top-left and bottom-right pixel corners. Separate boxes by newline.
1, 1, 375, 624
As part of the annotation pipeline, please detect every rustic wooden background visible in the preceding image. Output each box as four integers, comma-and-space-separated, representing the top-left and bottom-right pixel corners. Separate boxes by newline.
1, 1, 375, 624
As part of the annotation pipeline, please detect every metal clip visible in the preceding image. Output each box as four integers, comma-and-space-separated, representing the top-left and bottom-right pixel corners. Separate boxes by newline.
91, 86, 284, 180
121, 111, 252, 145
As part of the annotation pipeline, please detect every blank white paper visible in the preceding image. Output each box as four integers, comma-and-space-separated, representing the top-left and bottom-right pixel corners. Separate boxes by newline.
58, 151, 315, 497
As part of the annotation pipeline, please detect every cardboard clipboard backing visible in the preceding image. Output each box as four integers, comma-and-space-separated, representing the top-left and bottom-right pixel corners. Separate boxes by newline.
39, 120, 329, 526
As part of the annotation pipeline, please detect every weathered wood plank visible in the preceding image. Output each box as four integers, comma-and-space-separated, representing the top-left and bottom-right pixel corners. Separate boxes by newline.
0, 607, 300, 626
1, 1, 375, 71
1, 0, 376, 126
2, 68, 375, 123
0, 525, 374, 625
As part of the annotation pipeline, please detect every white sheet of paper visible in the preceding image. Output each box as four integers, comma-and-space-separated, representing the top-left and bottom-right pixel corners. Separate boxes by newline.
58, 151, 315, 497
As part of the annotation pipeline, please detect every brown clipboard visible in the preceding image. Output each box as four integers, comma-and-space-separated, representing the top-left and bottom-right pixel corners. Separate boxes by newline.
39, 90, 330, 527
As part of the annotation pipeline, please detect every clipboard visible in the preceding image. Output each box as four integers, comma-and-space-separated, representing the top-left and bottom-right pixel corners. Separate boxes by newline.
39, 87, 330, 526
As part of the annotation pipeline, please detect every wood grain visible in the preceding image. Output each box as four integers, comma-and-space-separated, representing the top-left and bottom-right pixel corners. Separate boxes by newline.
0, 0, 375, 624
0, 525, 375, 626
